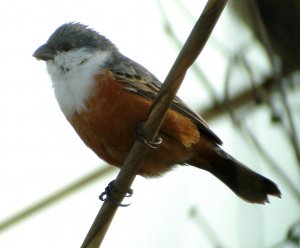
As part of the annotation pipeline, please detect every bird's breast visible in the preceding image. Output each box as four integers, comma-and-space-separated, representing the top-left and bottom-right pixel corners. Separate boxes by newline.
49, 50, 111, 118
68, 70, 151, 165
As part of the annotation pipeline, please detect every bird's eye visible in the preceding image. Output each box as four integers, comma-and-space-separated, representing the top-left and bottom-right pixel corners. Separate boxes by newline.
57, 42, 72, 52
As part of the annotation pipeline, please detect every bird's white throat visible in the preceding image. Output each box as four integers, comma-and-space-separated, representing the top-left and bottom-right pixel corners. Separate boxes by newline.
46, 48, 110, 118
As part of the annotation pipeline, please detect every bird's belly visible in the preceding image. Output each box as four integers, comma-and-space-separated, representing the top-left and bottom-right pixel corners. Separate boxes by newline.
68, 71, 199, 176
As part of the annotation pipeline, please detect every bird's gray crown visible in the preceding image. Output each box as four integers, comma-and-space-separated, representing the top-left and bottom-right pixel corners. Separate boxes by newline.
47, 22, 116, 52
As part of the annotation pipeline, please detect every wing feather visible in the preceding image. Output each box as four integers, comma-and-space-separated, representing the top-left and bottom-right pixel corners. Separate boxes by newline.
108, 54, 223, 145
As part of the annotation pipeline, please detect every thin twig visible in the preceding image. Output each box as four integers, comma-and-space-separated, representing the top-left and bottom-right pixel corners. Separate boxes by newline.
189, 207, 224, 248
174, 0, 232, 57
244, 0, 278, 69
0, 166, 113, 233
80, 1, 227, 247
221, 49, 300, 202
244, 0, 300, 166
241, 122, 300, 205
278, 82, 300, 166
269, 219, 300, 248
199, 74, 286, 121
156, 0, 220, 104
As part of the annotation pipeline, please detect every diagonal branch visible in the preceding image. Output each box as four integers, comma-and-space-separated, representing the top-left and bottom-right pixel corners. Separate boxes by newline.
80, 1, 227, 247
156, 0, 220, 104
0, 166, 114, 233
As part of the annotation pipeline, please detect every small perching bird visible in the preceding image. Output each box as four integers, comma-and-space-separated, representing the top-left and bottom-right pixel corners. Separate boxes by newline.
33, 23, 281, 204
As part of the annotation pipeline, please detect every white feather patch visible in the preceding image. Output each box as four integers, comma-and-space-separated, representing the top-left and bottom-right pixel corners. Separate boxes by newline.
46, 48, 110, 118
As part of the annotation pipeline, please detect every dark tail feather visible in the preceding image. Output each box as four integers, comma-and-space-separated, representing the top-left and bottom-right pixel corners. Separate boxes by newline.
190, 146, 281, 204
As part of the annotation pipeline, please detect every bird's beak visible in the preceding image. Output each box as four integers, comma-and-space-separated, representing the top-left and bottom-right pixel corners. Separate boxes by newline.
33, 44, 55, 61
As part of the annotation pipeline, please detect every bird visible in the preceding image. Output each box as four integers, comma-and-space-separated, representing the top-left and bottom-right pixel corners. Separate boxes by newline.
33, 22, 281, 204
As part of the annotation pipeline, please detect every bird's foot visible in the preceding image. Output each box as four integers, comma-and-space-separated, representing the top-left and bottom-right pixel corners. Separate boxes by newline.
136, 122, 163, 149
99, 180, 133, 207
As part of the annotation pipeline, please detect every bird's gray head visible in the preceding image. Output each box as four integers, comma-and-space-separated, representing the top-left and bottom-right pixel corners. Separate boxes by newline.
33, 22, 116, 61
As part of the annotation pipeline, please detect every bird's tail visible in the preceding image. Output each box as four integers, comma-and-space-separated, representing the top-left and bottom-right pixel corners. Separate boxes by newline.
189, 144, 281, 204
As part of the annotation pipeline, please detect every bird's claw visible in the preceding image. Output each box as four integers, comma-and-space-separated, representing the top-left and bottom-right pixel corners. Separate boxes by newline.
136, 122, 163, 149
99, 180, 133, 207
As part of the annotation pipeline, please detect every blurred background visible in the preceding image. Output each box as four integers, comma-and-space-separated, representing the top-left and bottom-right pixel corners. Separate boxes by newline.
0, 0, 299, 247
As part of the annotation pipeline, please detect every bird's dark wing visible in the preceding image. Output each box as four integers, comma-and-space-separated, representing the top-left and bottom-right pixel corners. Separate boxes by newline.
109, 54, 223, 145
